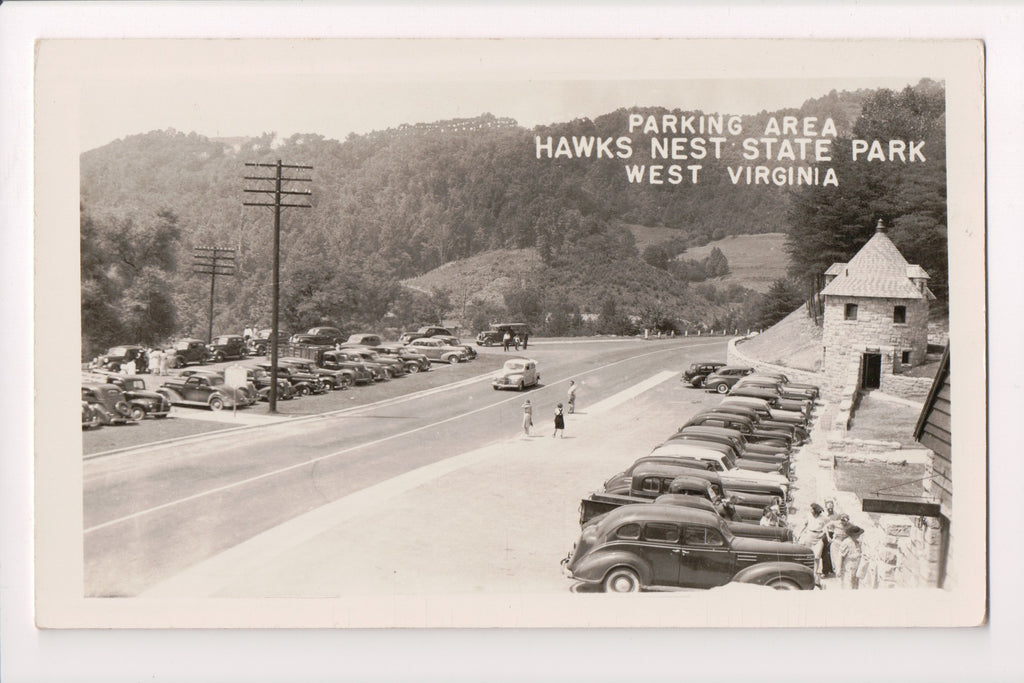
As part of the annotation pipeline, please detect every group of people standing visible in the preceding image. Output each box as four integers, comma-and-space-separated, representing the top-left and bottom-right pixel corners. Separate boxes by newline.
796, 499, 866, 589
501, 331, 529, 351
520, 380, 577, 438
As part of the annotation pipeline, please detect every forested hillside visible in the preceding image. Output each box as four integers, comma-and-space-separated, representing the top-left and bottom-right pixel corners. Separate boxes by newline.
80, 82, 946, 358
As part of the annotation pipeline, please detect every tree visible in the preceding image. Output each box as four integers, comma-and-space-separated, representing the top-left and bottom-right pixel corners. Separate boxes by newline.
786, 81, 947, 303
642, 244, 670, 270
754, 279, 805, 329
705, 247, 730, 277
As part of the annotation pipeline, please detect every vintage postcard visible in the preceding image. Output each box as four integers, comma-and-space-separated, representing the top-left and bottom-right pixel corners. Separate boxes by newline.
33, 37, 986, 632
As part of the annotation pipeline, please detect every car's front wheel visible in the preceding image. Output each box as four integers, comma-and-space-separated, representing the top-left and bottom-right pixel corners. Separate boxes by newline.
715, 382, 729, 394
448, 356, 459, 365
208, 396, 224, 411
603, 567, 641, 593
766, 577, 802, 591
213, 352, 224, 363
129, 405, 146, 421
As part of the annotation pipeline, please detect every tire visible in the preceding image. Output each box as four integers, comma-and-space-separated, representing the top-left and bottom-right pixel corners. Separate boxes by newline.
208, 396, 224, 411
766, 577, 802, 591
129, 405, 146, 421
115, 400, 131, 417
296, 385, 311, 396
213, 352, 224, 363
603, 567, 641, 593
715, 382, 729, 394
336, 375, 353, 390
448, 355, 459, 365
406, 363, 420, 374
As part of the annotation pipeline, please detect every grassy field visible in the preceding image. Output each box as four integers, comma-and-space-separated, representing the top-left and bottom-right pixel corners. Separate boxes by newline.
734, 307, 823, 370
683, 233, 790, 293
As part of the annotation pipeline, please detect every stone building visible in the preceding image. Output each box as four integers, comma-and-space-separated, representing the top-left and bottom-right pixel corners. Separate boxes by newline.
820, 220, 935, 396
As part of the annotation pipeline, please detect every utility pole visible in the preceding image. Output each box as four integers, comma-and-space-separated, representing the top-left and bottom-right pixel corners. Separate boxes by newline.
243, 160, 312, 413
192, 246, 236, 344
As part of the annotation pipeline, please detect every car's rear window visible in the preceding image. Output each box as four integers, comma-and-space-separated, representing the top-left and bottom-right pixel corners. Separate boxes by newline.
613, 523, 640, 540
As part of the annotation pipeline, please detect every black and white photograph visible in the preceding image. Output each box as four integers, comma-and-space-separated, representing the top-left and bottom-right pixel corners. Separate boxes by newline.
6, 3, 1023, 680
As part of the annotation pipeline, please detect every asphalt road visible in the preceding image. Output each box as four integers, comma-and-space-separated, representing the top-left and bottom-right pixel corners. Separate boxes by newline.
84, 337, 731, 597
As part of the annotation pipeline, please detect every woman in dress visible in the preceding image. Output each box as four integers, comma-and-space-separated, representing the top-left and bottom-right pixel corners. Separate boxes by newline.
521, 399, 533, 436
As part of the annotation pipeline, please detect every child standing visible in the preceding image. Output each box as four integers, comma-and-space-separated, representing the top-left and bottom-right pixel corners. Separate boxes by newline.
553, 403, 565, 438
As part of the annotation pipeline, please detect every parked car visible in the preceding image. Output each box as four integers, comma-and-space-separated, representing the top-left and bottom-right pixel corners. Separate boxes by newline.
406, 338, 468, 364
492, 358, 541, 391
102, 374, 171, 420
344, 348, 407, 378
681, 361, 727, 388
726, 385, 813, 416
94, 344, 149, 373
82, 401, 103, 429
279, 356, 355, 390
290, 326, 346, 347
81, 383, 136, 425
745, 372, 820, 399
175, 369, 259, 406
207, 334, 248, 362
603, 462, 786, 512
399, 326, 453, 344
256, 362, 329, 395
719, 396, 808, 427
167, 338, 210, 368
734, 376, 816, 403
561, 504, 816, 592
647, 440, 788, 478
344, 334, 382, 347
246, 367, 296, 401
476, 323, 530, 346
247, 328, 284, 356
665, 428, 791, 475
157, 374, 251, 410
433, 335, 477, 360
703, 366, 755, 394
318, 350, 376, 385
710, 403, 810, 444
682, 411, 794, 449
646, 442, 791, 494
376, 344, 431, 373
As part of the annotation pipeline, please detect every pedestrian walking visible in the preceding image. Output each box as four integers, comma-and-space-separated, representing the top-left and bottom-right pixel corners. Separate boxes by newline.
521, 399, 533, 436
566, 380, 577, 413
159, 347, 171, 376
522, 333, 529, 350
552, 403, 565, 438
513, 334, 521, 351
839, 525, 865, 589
503, 331, 511, 352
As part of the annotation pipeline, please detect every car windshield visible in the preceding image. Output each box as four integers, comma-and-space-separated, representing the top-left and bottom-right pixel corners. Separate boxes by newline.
125, 379, 145, 390
505, 362, 527, 370
107, 346, 129, 356
175, 341, 191, 350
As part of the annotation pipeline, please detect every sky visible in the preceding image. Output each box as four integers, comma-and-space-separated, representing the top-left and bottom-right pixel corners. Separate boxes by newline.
63, 39, 926, 151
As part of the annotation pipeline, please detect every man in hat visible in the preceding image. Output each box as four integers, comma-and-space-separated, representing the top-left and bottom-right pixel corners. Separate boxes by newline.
839, 525, 865, 589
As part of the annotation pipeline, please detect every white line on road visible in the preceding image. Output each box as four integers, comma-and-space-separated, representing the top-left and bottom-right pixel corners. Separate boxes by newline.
85, 342, 722, 533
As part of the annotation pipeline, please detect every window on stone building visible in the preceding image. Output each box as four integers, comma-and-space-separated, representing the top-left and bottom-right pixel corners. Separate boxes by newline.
902, 350, 911, 364
893, 305, 907, 324
844, 303, 858, 320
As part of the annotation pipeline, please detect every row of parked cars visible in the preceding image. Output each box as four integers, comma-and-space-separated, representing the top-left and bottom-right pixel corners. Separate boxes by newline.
83, 326, 482, 428
561, 363, 821, 593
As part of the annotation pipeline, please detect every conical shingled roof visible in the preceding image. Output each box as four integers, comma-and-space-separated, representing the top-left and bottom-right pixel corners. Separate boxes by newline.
821, 223, 929, 299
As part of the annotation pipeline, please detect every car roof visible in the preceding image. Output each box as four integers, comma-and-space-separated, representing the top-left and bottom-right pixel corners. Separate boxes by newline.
651, 443, 726, 458
598, 503, 721, 527
693, 410, 755, 424
630, 460, 724, 484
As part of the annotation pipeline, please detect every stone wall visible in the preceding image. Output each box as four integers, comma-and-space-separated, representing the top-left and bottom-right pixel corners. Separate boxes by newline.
879, 373, 933, 401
